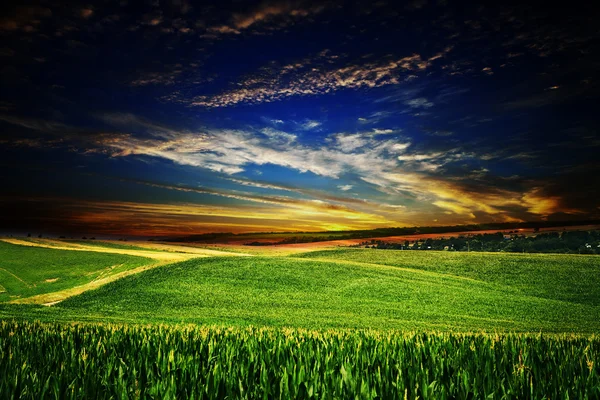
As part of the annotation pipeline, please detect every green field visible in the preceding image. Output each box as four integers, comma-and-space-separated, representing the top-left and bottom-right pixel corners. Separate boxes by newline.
298, 249, 600, 307
0, 241, 152, 303
1, 240, 599, 398
2, 321, 599, 399
19, 252, 587, 332
1, 245, 599, 331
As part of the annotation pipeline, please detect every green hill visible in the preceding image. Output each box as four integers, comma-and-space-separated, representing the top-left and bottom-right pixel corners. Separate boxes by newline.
42, 251, 600, 332
296, 249, 600, 306
2, 243, 599, 332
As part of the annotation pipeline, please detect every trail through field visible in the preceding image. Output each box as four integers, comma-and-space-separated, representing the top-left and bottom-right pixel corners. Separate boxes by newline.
0, 268, 32, 288
1, 238, 252, 306
104, 241, 255, 256
12, 263, 165, 306
1, 238, 249, 260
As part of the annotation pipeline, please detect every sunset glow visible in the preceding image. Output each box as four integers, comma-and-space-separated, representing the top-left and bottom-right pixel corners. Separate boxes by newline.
1, 1, 598, 236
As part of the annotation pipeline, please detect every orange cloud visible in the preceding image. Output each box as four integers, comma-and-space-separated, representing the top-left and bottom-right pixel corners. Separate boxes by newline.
80, 8, 93, 19
231, 1, 327, 30
521, 187, 582, 217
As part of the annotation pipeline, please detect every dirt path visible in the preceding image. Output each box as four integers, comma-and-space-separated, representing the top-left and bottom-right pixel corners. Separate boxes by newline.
96, 241, 254, 257
1, 238, 252, 306
1, 238, 251, 261
11, 261, 175, 306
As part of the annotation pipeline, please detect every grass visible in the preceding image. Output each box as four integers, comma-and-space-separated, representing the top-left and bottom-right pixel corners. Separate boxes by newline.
296, 248, 600, 306
0, 252, 587, 332
2, 242, 600, 398
1, 243, 599, 332
1, 321, 599, 399
0, 241, 152, 303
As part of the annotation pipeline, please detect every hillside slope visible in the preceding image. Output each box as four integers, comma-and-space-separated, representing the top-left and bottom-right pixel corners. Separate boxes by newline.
49, 253, 600, 332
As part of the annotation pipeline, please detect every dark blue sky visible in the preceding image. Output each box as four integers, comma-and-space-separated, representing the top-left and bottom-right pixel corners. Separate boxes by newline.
1, 0, 599, 236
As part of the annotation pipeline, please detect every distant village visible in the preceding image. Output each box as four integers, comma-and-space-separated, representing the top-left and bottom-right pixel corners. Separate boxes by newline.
355, 230, 600, 254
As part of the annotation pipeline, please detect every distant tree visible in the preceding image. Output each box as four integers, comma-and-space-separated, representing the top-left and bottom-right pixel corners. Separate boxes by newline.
27, 233, 31, 237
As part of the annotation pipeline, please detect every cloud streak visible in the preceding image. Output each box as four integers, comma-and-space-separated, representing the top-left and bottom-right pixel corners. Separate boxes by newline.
187, 48, 452, 107
97, 115, 587, 223
204, 0, 330, 36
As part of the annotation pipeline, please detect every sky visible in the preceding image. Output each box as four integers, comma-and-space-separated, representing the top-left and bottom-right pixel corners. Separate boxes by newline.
0, 0, 599, 237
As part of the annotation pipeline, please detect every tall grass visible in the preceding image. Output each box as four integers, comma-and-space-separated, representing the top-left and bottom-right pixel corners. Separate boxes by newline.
1, 321, 598, 399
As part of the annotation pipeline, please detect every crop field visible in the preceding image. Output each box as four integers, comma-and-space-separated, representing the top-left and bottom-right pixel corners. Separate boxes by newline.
1, 321, 599, 399
1, 238, 599, 398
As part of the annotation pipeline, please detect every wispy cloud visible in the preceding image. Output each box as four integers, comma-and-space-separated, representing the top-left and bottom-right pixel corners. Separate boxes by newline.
372, 128, 397, 135
260, 127, 297, 143
109, 177, 385, 223
187, 48, 452, 107
225, 177, 387, 211
3, 112, 588, 225
0, 115, 71, 133
205, 0, 331, 36
404, 97, 434, 109
97, 124, 408, 179
357, 111, 395, 125
298, 119, 321, 130
130, 69, 183, 86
